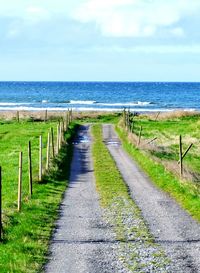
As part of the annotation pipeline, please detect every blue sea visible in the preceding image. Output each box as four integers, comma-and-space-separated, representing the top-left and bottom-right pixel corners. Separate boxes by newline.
0, 81, 200, 112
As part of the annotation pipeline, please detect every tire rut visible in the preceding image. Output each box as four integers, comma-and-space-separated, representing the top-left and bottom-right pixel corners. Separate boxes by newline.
45, 125, 125, 273
103, 124, 200, 273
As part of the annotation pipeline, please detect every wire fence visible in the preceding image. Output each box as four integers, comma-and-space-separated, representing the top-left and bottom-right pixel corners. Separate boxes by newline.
0, 109, 73, 240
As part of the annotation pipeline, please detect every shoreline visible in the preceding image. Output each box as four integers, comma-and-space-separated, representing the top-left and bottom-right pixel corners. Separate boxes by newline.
0, 109, 199, 121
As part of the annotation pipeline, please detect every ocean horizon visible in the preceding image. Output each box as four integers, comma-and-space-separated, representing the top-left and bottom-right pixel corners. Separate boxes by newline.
0, 81, 199, 112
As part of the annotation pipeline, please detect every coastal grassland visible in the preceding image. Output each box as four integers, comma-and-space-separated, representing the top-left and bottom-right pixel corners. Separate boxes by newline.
129, 113, 200, 175
0, 119, 76, 272
92, 124, 170, 272
75, 112, 121, 124
116, 113, 200, 221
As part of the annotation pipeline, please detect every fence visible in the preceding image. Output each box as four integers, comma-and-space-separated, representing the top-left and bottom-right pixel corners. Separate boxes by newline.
0, 109, 73, 240
122, 109, 194, 180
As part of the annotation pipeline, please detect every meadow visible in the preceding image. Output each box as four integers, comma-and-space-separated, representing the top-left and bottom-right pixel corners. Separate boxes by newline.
117, 111, 200, 221
0, 116, 76, 272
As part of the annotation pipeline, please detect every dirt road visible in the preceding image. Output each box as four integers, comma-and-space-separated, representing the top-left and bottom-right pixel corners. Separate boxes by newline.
45, 125, 126, 273
103, 124, 200, 273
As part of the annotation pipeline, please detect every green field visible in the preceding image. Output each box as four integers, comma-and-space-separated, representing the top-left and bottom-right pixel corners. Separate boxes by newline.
117, 112, 200, 221
0, 118, 76, 272
128, 113, 200, 176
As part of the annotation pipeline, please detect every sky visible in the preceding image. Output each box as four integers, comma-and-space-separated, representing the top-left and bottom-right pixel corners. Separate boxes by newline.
0, 0, 200, 82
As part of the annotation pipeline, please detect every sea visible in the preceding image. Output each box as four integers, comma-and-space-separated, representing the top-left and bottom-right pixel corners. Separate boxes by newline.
0, 81, 200, 112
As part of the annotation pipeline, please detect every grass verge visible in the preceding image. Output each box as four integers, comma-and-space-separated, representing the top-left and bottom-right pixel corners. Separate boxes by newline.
76, 112, 120, 124
92, 124, 170, 272
116, 125, 200, 222
0, 121, 77, 273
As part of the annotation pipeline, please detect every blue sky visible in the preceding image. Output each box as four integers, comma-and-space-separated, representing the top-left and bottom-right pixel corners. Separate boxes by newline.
0, 0, 200, 81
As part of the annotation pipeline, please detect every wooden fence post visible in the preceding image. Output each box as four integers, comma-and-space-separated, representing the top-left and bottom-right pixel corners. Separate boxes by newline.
70, 109, 72, 123
125, 111, 128, 129
28, 141, 33, 196
126, 111, 128, 129
155, 112, 160, 121
46, 132, 50, 170
147, 137, 157, 145
51, 128, 55, 158
16, 111, 19, 122
66, 111, 69, 130
179, 135, 183, 177
62, 120, 65, 133
39, 136, 42, 181
59, 122, 62, 149
137, 126, 143, 147
44, 110, 48, 122
122, 109, 126, 126
0, 166, 2, 240
131, 121, 134, 133
57, 124, 60, 154
18, 152, 23, 212
68, 110, 70, 123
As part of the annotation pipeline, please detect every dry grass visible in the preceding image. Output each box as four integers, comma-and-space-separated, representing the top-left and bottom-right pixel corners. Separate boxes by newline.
143, 110, 200, 120
124, 121, 200, 184
0, 110, 121, 121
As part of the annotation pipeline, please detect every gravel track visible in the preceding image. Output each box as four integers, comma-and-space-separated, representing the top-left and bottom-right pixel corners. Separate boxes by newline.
103, 124, 200, 273
45, 125, 127, 273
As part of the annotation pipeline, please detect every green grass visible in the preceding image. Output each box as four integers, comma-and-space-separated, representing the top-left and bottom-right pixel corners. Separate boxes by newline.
76, 112, 121, 124
92, 124, 170, 271
130, 114, 200, 175
116, 124, 200, 222
92, 124, 129, 207
0, 119, 77, 272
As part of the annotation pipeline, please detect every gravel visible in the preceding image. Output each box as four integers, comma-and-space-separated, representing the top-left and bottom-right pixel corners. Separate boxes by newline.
45, 125, 129, 273
103, 124, 200, 273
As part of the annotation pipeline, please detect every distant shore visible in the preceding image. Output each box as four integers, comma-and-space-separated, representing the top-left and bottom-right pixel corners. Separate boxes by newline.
0, 109, 199, 121
0, 110, 122, 121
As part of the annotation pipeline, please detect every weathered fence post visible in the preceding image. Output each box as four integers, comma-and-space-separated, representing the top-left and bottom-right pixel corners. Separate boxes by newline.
131, 121, 134, 133
179, 135, 183, 177
62, 120, 65, 140
46, 132, 50, 170
137, 126, 143, 147
16, 111, 19, 122
66, 111, 69, 130
44, 109, 48, 122
178, 136, 193, 178
0, 166, 2, 240
123, 109, 125, 127
155, 112, 160, 121
62, 120, 65, 133
57, 124, 60, 154
70, 109, 72, 123
28, 141, 33, 196
59, 122, 62, 149
39, 136, 42, 181
51, 127, 55, 158
18, 152, 23, 212
126, 111, 129, 130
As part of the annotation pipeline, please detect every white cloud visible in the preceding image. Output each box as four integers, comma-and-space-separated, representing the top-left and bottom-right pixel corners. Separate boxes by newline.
72, 0, 200, 37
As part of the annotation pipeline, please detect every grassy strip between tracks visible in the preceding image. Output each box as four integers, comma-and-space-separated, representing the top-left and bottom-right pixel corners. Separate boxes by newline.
92, 124, 170, 272
116, 125, 200, 222
0, 120, 77, 273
